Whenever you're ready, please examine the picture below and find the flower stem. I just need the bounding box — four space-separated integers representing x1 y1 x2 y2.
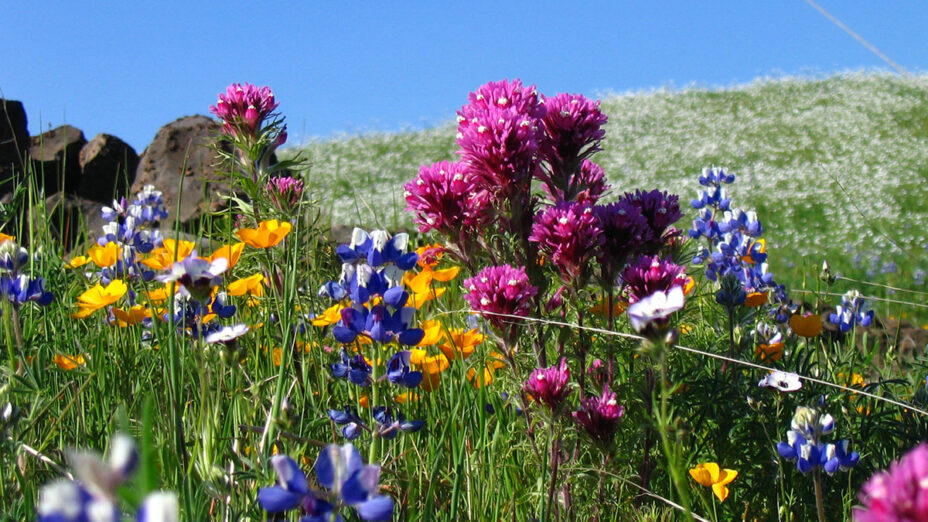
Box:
368 342 381 465
544 430 562 522
655 348 693 519
813 468 827 522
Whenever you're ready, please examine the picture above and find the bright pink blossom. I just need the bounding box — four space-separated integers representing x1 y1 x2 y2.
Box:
266 176 304 211
855 443 928 521
210 83 279 138
594 200 649 280
404 161 490 234
523 358 572 411
624 190 683 255
462 264 538 331
621 255 687 304
529 201 603 282
456 80 546 199
541 159 610 205
573 385 624 444
541 93 608 169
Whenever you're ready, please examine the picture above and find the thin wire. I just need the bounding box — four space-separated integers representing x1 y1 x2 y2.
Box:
835 275 928 298
804 0 911 77
791 288 928 310
445 309 928 417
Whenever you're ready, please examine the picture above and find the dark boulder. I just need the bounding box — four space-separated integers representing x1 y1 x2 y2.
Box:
0 100 29 196
41 193 107 253
29 125 86 195
131 115 235 225
78 133 138 204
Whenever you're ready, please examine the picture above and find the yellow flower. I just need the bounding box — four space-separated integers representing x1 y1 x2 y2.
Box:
744 291 768 307
65 255 92 269
54 353 85 370
417 319 444 346
0 232 15 244
688 462 737 502
89 241 120 268
312 303 346 327
227 273 266 297
235 220 292 248
590 298 627 318
789 313 823 338
742 239 766 265
111 305 151 327
439 328 485 361
466 352 506 388
415 243 444 268
209 242 245 270
73 280 128 318
141 239 196 270
395 392 420 404
755 342 784 362
141 284 176 303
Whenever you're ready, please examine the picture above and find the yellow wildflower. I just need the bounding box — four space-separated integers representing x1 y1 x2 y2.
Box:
689 462 737 502
235 220 292 248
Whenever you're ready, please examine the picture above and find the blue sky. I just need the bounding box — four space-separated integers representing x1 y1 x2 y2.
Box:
3 1 926 151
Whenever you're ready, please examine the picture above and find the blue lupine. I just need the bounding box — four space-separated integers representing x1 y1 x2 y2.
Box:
259 444 393 522
386 351 423 388
329 406 366 440
776 405 858 475
1 274 53 307
828 289 874 332
330 349 373 386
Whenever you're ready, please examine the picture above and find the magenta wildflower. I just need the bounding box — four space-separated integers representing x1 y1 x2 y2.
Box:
209 82 279 138
456 79 546 198
621 255 687 304
624 190 683 255
267 176 304 212
573 384 624 444
462 264 538 331
523 358 572 411
541 93 608 170
855 443 928 521
541 159 610 205
404 161 490 235
529 201 603 283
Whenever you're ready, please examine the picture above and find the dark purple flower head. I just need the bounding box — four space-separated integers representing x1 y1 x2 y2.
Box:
621 255 687 304
456 79 546 198
462 264 539 331
210 82 279 138
523 358 572 412
624 190 682 255
541 159 610 205
573 385 624 444
855 443 928 521
529 201 603 282
404 161 491 234
594 200 649 280
541 93 608 168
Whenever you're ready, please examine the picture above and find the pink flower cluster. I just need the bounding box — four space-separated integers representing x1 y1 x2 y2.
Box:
594 200 649 279
523 358 572 411
542 92 608 168
266 176 304 211
542 159 610 205
573 385 624 444
625 190 682 255
529 201 603 281
404 161 490 235
621 255 687 304
462 264 538 331
210 83 279 138
456 79 546 197
855 443 928 521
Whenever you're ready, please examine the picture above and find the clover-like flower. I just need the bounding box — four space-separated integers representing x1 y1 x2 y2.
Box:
572 384 624 444
541 93 608 171
462 264 539 332
523 357 572 412
404 160 490 235
210 82 279 138
529 201 603 282
855 443 928 521
621 255 687 304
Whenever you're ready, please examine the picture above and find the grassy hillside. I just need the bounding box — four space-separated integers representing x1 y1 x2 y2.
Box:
295 72 928 293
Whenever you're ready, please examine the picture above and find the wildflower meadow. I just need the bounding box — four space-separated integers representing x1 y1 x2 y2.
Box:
2 77 928 521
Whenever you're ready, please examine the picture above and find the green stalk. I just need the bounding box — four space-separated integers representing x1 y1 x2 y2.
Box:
655 347 693 519
813 468 826 522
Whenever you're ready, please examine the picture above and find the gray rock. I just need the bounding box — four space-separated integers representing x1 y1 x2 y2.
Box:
0 100 28 196
30 125 86 195
78 133 138 204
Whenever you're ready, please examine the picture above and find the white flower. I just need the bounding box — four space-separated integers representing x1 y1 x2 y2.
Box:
627 286 685 333
758 370 802 392
205 324 249 344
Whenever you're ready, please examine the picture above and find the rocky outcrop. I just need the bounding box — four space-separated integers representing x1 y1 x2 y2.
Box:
41 193 107 252
78 133 138 204
0 100 29 196
29 125 86 195
131 115 234 225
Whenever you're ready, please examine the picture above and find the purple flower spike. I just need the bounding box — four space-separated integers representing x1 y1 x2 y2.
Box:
573 385 624 444
623 189 682 255
210 82 278 138
541 93 608 168
463 265 539 331
404 160 491 235
523 358 572 411
621 255 687 305
594 200 649 280
529 201 603 282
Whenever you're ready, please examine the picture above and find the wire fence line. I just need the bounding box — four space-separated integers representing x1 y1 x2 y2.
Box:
834 275 928 298
437 309 928 417
791 288 928 310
